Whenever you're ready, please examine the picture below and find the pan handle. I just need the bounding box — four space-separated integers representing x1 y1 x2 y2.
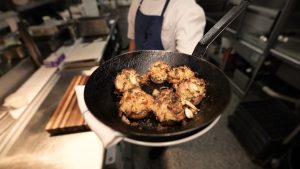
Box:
192 0 249 58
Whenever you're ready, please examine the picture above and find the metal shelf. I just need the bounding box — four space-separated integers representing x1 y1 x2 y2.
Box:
234 40 264 68
248 4 279 19
206 0 299 99
240 40 264 55
270 47 300 68
229 77 245 97
240 31 268 48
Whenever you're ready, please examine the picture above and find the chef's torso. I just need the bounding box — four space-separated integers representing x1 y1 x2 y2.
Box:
128 0 206 55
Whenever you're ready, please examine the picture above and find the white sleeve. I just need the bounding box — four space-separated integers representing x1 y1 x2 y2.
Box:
127 0 140 40
175 4 206 55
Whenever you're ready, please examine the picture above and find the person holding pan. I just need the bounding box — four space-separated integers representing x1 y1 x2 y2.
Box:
126 0 205 158
127 0 206 54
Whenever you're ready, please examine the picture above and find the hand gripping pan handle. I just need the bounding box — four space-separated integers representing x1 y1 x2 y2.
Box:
192 0 249 58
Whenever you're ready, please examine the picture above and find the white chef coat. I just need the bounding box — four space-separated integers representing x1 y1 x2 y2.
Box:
127 0 206 55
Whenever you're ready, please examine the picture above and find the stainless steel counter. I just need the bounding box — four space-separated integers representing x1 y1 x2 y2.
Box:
0 70 104 169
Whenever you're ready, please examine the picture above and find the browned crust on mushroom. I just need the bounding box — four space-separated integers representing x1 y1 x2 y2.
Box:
119 88 154 119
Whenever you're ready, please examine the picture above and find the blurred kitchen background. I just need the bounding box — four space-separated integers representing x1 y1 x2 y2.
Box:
0 0 299 169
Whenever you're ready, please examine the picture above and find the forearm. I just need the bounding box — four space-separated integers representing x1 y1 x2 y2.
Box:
128 39 136 52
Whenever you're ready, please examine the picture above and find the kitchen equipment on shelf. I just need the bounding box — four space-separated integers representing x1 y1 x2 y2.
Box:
77 17 110 38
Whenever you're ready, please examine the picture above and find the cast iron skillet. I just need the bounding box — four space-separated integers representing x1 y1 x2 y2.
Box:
84 1 248 142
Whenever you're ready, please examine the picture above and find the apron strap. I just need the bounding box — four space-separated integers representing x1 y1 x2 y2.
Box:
138 0 144 7
161 0 170 16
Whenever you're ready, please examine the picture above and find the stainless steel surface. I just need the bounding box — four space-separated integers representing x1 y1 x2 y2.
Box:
0 132 103 169
0 70 104 169
0 72 59 156
0 58 36 104
0 113 14 135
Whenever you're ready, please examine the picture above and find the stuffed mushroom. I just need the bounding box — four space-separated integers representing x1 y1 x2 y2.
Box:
114 68 141 93
175 77 206 105
148 61 171 84
152 88 186 123
167 66 195 84
119 87 154 120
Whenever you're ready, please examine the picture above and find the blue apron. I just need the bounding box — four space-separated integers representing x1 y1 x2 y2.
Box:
134 0 170 50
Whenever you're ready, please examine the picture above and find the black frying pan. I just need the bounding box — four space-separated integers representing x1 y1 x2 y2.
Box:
84 1 249 142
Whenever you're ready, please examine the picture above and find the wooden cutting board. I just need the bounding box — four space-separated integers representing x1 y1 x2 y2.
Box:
45 75 90 135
